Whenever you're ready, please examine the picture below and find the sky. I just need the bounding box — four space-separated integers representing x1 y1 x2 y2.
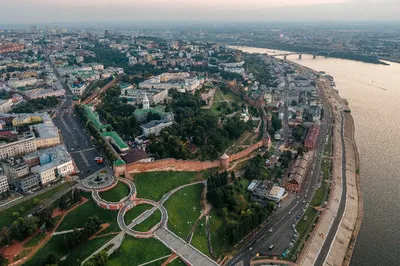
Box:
0 0 399 25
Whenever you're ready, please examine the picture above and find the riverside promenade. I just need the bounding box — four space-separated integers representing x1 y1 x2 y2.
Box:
299 78 362 266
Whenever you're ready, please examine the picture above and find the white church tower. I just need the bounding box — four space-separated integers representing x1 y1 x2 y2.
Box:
143 92 150 109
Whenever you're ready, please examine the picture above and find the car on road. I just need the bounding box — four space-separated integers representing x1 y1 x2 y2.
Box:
269 245 274 250
249 247 253 251
269 228 273 233
288 211 292 215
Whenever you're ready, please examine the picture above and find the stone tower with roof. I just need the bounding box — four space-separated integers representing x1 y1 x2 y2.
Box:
143 92 150 110
220 153 230 170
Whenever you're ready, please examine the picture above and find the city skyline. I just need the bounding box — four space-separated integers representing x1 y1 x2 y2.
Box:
0 0 399 25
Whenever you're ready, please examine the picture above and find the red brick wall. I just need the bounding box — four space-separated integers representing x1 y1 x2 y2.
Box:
229 140 264 162
125 140 268 174
126 158 220 173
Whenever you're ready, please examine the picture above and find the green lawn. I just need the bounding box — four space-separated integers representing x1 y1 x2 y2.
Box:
24 234 114 266
209 209 231 258
133 171 199 201
15 249 30 261
164 184 203 239
107 236 171 266
23 232 46 248
213 88 224 101
56 193 120 232
133 209 161 232
191 216 210 256
312 183 327 207
0 183 68 230
296 207 318 237
99 181 130 202
168 258 186 266
124 204 152 225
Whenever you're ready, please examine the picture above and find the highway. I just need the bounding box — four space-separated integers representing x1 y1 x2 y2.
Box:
228 77 333 266
314 111 347 265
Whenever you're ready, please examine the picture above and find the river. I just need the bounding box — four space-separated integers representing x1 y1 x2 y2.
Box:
233 46 400 266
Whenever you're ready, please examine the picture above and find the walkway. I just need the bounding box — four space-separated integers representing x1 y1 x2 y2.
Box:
82 231 126 265
52 228 84 236
79 174 218 266
154 227 218 266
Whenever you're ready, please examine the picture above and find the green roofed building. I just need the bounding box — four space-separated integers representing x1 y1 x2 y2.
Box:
101 131 129 152
82 104 109 132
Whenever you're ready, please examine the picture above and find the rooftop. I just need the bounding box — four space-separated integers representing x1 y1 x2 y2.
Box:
101 131 128 150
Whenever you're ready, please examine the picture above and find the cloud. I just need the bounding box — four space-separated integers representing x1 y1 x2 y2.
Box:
0 0 398 24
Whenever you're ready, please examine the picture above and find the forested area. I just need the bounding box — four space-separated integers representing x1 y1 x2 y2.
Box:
206 171 272 245
96 86 141 139
149 90 252 160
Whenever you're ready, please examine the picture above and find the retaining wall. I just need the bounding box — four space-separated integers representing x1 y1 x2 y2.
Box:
125 139 268 174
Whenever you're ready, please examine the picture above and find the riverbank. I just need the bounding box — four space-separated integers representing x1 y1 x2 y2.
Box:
231 43 388 65
342 114 363 266
312 79 363 266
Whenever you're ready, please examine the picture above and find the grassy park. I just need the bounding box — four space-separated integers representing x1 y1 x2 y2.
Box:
99 181 130 202
25 234 114 266
56 193 120 232
107 236 171 266
124 204 153 225
168 258 186 266
208 209 231 258
0 183 69 229
133 171 199 201
164 183 203 239
191 216 210 256
22 232 46 248
132 209 161 232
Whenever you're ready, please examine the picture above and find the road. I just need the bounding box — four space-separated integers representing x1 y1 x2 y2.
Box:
282 77 290 142
314 111 347 265
228 77 333 266
43 44 106 179
53 97 105 178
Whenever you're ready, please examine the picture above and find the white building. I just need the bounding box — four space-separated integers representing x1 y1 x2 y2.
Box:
139 72 205 93
32 164 56 185
70 83 87 96
265 186 286 202
0 99 13 113
0 175 9 193
140 120 173 137
8 77 38 88
0 137 37 160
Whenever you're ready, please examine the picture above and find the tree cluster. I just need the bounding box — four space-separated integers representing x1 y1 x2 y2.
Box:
279 150 293 169
149 92 249 160
244 155 265 180
82 250 108 266
96 86 141 139
12 96 60 114
58 189 82 210
74 105 118 162
63 216 101 252
206 171 270 245
10 216 39 241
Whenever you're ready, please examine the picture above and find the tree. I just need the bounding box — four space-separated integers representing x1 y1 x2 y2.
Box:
45 253 57 265
83 250 108 266
0 254 8 266
84 216 101 237
32 198 40 207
